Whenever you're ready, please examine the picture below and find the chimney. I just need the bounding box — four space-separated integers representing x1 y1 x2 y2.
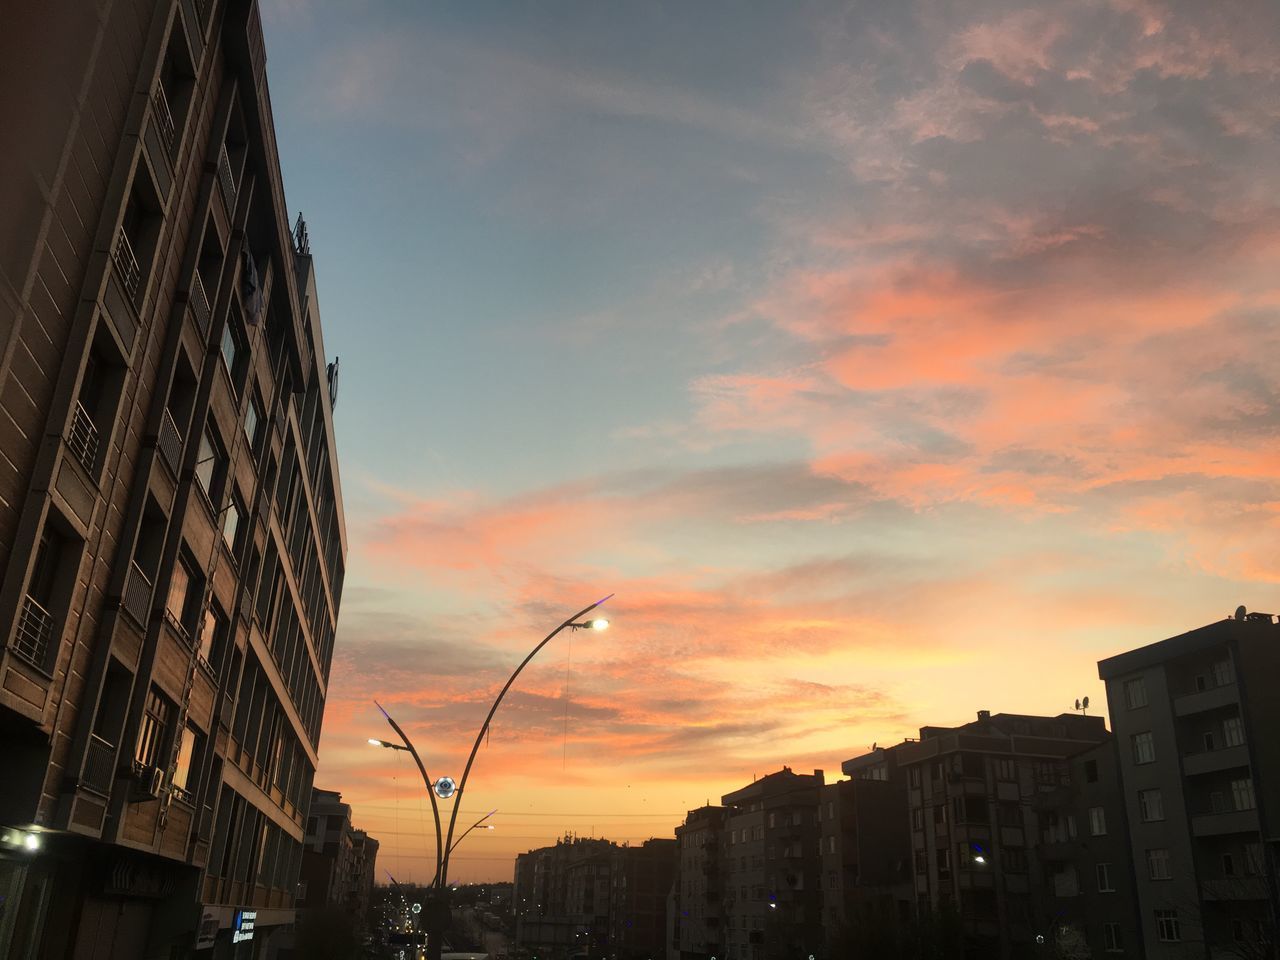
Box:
977 710 991 721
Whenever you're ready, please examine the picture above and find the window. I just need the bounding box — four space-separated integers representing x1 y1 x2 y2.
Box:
1001 849 1027 873
1103 923 1122 952
1212 659 1234 686
911 808 923 830
1088 806 1106 836
1124 677 1148 709
220 312 246 389
1138 788 1164 822
827 801 834 820
1147 848 1171 880
1203 731 1215 751
914 851 927 875
933 804 947 825
1084 759 1098 783
1222 853 1236 876
1155 909 1180 942
165 554 201 640
935 848 950 872
1096 862 1114 892
1132 732 1155 764
908 767 921 788
198 601 226 666
1211 791 1227 813
995 758 1016 781
218 496 239 547
244 393 262 449
172 725 200 800
826 836 835 855
194 423 227 502
135 688 171 769
1231 778 1256 811
1223 716 1245 747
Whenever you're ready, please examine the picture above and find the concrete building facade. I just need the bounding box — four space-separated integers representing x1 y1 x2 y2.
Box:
671 805 728 960
299 789 378 933
607 838 677 960
0 1 345 957
894 711 1111 958
1099 613 1280 959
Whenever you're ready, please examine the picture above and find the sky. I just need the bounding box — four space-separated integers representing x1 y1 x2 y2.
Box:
260 0 1280 882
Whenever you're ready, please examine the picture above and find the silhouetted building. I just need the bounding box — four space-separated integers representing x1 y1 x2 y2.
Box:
672 805 728 960
894 711 1110 959
1099 612 1280 957
0 1 345 956
514 836 618 956
824 746 914 954
300 790 378 930
608 839 677 960
721 768 825 960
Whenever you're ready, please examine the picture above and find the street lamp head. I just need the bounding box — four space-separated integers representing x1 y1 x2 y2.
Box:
589 617 609 630
433 777 457 799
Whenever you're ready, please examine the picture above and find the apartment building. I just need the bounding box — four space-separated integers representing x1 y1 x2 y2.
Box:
0 1 345 957
1099 611 1280 958
721 769 825 960
513 836 618 956
821 746 913 954
607 839 676 960
672 805 728 960
299 790 378 931
893 711 1110 959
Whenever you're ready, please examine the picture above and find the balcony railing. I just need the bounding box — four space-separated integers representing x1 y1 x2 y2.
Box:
113 228 141 302
67 400 99 473
217 144 236 211
190 271 211 336
152 83 176 154
13 594 55 668
83 734 117 796
158 408 184 475
123 562 153 627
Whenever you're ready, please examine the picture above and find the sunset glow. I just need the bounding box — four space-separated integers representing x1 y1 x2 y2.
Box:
261 0 1280 882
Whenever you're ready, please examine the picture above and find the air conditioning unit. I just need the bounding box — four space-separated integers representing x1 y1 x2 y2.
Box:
130 765 166 802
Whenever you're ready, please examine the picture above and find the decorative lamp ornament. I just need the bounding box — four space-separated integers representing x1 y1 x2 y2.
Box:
433 776 457 800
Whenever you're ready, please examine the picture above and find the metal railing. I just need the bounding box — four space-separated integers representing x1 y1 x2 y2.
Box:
190 271 211 335
152 83 176 153
67 400 99 472
217 144 236 210
83 735 117 795
113 228 141 302
123 562 153 627
13 594 55 668
158 408 184 475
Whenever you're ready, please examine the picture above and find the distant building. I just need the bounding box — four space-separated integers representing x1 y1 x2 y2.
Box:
721 768 826 960
608 839 677 960
893 711 1111 959
1099 612 1280 957
671 805 728 960
0 1 345 957
300 789 379 930
514 836 618 956
823 746 914 954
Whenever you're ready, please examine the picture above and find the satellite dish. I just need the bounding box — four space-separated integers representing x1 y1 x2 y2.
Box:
1082 696 1089 709
1074 699 1081 711
1235 605 1247 621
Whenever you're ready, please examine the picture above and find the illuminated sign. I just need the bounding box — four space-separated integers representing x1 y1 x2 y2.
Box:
232 909 257 943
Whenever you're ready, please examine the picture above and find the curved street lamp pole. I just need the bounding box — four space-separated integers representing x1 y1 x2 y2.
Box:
372 595 613 960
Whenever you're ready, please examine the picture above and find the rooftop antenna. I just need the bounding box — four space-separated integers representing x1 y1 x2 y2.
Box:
1074 696 1090 716
1235 605 1248 621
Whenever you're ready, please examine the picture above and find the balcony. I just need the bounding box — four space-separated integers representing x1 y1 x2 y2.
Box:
1174 682 1238 717
66 400 99 473
189 271 211 336
83 734 117 796
152 83 176 154
1200 877 1268 901
217 144 236 212
13 595 55 669
113 228 141 303
1191 809 1259 837
157 408 184 475
123 562 153 627
1182 744 1250 777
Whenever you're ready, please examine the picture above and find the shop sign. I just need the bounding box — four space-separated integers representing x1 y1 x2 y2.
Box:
232 909 257 943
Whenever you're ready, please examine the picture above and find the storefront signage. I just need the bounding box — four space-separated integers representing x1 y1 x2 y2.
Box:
196 910 220 949
232 909 257 943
